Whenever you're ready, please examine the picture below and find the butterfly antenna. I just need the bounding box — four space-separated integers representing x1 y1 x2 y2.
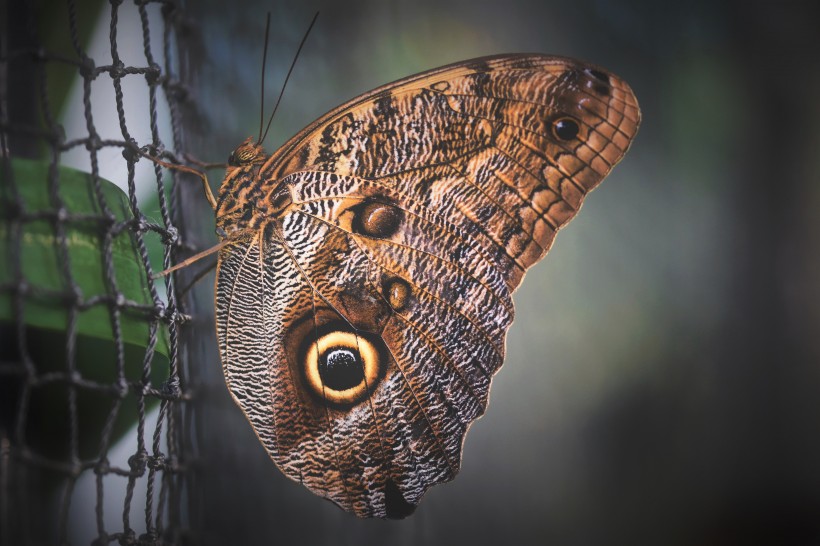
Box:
258 11 319 145
257 13 272 144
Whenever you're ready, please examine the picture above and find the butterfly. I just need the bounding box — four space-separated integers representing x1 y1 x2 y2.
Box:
190 53 640 518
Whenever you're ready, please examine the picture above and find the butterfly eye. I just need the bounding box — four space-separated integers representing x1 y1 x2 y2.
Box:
552 117 580 141
228 140 261 166
303 330 382 407
237 148 256 162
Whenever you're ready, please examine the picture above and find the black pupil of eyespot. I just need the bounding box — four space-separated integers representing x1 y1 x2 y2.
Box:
554 118 579 140
319 348 364 391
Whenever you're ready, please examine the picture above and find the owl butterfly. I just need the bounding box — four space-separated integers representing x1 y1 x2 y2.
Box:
203 54 639 518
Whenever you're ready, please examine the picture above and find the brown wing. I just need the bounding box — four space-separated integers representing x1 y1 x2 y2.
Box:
215 54 640 518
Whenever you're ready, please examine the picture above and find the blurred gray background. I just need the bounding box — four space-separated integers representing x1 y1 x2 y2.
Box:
177 0 820 544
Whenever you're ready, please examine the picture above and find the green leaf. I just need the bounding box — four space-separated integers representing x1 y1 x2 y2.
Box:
1 158 171 459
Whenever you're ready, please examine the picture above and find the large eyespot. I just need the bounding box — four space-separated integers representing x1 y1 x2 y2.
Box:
551 117 580 141
302 328 384 407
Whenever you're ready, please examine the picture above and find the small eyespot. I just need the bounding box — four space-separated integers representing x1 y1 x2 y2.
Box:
552 117 580 141
588 68 609 83
353 201 403 238
303 329 382 406
383 277 411 311
584 68 610 96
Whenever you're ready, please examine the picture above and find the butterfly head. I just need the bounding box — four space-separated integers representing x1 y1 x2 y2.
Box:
228 137 266 168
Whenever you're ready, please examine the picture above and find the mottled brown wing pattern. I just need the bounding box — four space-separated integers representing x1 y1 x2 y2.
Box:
214 54 640 518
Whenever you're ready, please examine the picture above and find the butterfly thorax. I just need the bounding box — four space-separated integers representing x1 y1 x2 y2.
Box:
215 137 291 238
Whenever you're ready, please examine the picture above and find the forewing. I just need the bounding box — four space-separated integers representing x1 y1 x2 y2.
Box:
266 54 640 288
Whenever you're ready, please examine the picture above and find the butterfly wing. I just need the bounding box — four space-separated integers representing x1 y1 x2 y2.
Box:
215 54 640 517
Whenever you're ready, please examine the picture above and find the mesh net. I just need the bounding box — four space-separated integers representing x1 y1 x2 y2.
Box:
0 1 205 543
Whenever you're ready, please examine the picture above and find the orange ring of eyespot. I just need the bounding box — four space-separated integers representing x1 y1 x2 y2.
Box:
303 331 381 405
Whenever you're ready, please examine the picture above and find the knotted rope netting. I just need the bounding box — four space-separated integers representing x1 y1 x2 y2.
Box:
0 1 209 543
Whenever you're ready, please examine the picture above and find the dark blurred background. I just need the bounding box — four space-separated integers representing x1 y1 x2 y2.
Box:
31 0 820 544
